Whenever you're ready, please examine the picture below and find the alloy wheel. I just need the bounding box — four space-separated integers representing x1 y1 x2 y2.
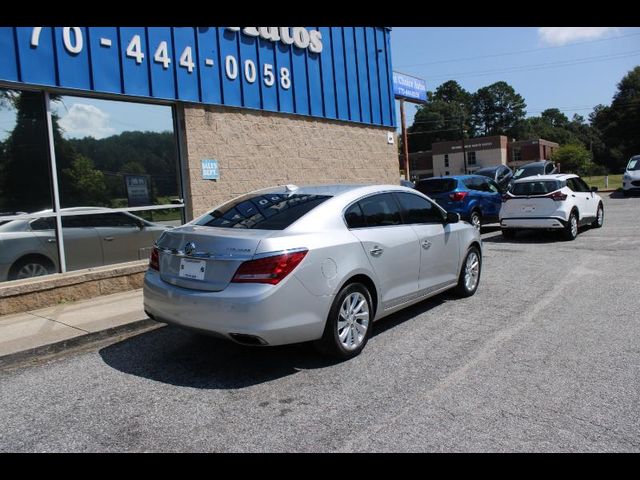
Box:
337 292 370 351
464 251 480 292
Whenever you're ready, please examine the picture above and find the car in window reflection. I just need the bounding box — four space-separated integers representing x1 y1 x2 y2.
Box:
0 207 172 281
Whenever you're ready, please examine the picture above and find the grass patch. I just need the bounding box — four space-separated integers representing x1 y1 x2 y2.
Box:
582 174 622 191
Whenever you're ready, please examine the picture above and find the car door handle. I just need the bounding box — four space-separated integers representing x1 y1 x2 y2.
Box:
103 237 115 241
421 240 432 250
369 246 384 257
47 238 56 243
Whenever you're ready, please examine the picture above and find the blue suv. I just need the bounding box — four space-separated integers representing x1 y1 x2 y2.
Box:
415 175 502 230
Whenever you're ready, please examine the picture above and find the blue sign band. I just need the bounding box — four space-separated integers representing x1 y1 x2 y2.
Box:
0 27 396 128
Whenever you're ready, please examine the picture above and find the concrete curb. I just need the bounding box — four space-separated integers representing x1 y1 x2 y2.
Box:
0 317 163 370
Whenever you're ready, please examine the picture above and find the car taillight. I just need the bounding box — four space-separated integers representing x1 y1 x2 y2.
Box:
548 191 567 201
149 247 159 271
232 250 308 285
449 191 468 201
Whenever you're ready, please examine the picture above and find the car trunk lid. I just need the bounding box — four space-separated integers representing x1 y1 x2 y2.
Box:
156 226 273 291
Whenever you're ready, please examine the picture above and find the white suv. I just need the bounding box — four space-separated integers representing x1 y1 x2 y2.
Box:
500 174 604 241
622 155 640 196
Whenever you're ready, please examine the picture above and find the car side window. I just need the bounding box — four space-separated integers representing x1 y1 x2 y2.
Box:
93 213 140 228
575 178 591 192
358 193 402 227
566 178 577 192
545 163 555 174
344 203 367 229
394 192 443 224
463 177 479 191
30 217 55 231
486 180 500 193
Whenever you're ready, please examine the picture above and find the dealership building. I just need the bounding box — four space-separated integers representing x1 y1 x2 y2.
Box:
0 27 399 313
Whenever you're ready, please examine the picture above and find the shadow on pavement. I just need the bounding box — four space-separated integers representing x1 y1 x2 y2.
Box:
99 293 448 390
608 190 635 199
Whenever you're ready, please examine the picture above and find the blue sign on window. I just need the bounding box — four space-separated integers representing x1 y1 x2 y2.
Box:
202 159 219 180
393 71 427 103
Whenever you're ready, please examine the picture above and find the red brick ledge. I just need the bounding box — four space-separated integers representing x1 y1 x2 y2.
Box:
0 261 149 316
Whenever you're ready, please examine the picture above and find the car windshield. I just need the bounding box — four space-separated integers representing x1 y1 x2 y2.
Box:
627 157 640 171
195 193 332 230
510 180 563 196
416 178 457 194
513 165 544 179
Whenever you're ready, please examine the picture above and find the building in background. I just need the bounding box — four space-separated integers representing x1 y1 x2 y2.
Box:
429 135 559 176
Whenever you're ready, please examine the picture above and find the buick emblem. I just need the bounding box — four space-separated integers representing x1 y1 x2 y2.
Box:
184 242 196 256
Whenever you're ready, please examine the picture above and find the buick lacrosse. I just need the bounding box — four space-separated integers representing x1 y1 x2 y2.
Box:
143 184 482 358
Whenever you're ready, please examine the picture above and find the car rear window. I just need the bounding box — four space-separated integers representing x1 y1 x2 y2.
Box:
513 166 544 179
510 180 563 196
196 193 331 230
416 178 457 194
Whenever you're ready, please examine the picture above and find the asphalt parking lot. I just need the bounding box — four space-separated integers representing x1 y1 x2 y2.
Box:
0 193 638 452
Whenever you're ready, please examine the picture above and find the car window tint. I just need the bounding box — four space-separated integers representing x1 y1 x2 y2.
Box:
94 213 139 228
486 180 499 193
394 192 443 224
575 178 590 192
511 180 562 196
462 177 479 190
344 202 367 229
566 178 579 192
359 193 402 227
62 215 96 228
416 179 457 194
30 217 56 231
196 193 332 230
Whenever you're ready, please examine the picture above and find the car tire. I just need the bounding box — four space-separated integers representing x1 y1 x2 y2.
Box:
314 282 373 360
470 210 482 231
454 246 482 298
562 210 579 241
592 203 604 228
502 228 516 240
9 256 53 280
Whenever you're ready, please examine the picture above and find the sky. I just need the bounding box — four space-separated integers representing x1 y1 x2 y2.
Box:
391 26 640 131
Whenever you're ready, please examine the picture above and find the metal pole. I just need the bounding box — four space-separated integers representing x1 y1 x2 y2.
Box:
400 99 410 181
44 92 67 273
460 116 467 174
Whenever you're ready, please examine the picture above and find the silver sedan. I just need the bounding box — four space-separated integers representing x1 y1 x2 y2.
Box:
143 184 482 359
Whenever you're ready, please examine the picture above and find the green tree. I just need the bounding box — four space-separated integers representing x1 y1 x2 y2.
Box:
471 81 526 138
590 66 640 172
404 80 472 153
551 144 593 176
61 155 108 207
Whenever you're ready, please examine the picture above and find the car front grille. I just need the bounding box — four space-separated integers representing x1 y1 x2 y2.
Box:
632 180 640 187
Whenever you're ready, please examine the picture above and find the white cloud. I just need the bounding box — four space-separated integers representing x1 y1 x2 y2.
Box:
58 103 116 139
537 27 620 46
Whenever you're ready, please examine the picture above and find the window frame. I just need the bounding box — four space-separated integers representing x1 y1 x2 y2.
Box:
0 82 186 279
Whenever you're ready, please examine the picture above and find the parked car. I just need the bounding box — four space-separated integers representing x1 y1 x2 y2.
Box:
622 155 640 196
143 184 482 359
500 174 603 241
0 207 171 281
509 161 558 188
414 175 502 230
475 165 513 192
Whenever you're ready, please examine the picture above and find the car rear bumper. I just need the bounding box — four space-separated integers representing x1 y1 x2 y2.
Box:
143 269 333 346
500 216 567 229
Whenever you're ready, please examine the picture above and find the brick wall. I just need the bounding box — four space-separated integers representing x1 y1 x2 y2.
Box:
180 104 399 219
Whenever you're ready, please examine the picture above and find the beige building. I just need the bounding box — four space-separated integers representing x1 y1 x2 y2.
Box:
429 135 559 177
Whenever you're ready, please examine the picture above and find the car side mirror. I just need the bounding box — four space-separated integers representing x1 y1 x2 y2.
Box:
137 220 145 230
591 186 598 192
445 212 460 224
